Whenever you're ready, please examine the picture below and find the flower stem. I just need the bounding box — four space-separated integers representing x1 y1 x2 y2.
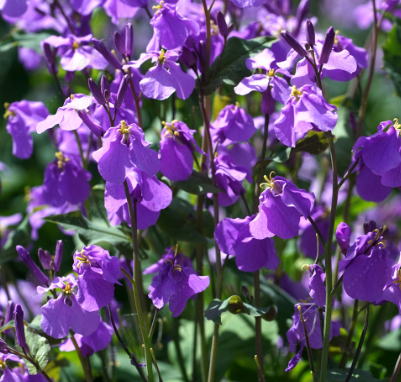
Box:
70 332 93 382
123 180 154 382
320 131 338 382
339 299 359 368
127 68 143 129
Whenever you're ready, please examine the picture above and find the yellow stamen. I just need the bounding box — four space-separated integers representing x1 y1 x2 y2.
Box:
334 30 340 45
158 49 166 64
152 1 164 13
76 249 90 268
72 41 79 50
163 120 180 138
394 118 401 130
267 68 275 77
291 85 303 100
301 264 311 271
260 171 276 189
235 102 240 108
55 151 70 169
63 281 73 295
3 102 16 119
164 258 173 266
172 264 182 274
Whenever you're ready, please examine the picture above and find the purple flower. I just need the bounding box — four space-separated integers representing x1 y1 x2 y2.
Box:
103 0 141 25
92 121 160 184
105 168 172 229
211 103 257 143
4 101 48 159
214 216 279 272
38 274 100 339
250 174 315 240
273 85 338 148
0 0 28 17
14 304 29 352
144 247 193 275
336 222 351 254
73 245 121 312
36 94 94 134
382 258 401 314
59 320 113 356
298 206 329 258
286 303 340 371
307 264 326 307
71 0 105 15
234 49 291 106
148 252 209 316
18 47 42 71
212 154 248 207
42 34 108 72
150 2 199 50
159 120 204 181
339 225 393 302
0 213 22 249
16 245 49 287
124 49 195 100
42 152 91 206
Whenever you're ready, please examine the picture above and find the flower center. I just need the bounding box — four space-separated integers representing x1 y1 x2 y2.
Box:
260 171 282 194
158 49 166 64
366 227 387 249
152 1 164 15
334 30 340 45
118 120 132 142
63 281 73 295
172 264 182 274
394 118 401 131
55 151 70 169
267 69 275 77
0 359 6 369
291 85 302 101
72 41 80 51
75 249 91 268
3 102 16 119
162 120 180 137
210 20 219 36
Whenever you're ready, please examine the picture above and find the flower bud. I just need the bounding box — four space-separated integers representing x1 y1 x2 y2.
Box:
335 222 351 255
179 47 197 69
14 304 29 352
125 23 134 58
53 240 63 273
114 32 125 56
38 248 52 270
16 245 49 287
0 338 8 354
101 75 110 101
281 31 307 57
261 88 275 115
115 74 129 110
319 26 335 65
227 23 234 35
78 111 105 137
42 42 57 75
92 38 122 70
4 301 15 336
88 78 106 105
216 12 228 37
306 20 315 46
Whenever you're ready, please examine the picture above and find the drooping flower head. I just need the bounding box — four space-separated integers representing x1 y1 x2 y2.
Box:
38 274 100 339
93 121 160 184
250 173 315 240
274 85 338 148
214 216 279 273
159 120 204 181
4 100 48 159
124 49 195 100
148 250 210 317
73 245 121 312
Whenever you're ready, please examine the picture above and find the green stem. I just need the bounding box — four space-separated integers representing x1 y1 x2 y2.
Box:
123 180 154 382
172 317 190 382
70 333 93 382
339 299 359 368
320 132 338 382
127 68 143 129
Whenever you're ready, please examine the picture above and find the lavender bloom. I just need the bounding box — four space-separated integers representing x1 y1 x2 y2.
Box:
14 304 29 352
18 47 42 71
42 152 91 206
0 213 22 249
336 222 351 254
4 101 48 159
16 245 49 287
150 2 199 50
250 174 315 240
124 49 195 100
382 258 401 313
42 34 108 72
144 247 192 275
4 301 15 336
339 225 392 302
38 274 100 339
71 0 105 15
212 154 248 207
286 303 340 371
92 121 160 184
159 120 204 181
274 85 338 148
307 264 326 307
214 216 279 272
211 104 257 143
59 320 113 357
103 0 141 25
73 245 121 312
234 49 291 109
36 94 94 134
298 206 329 258
148 252 209 316
105 168 172 229
0 0 28 17
38 249 52 270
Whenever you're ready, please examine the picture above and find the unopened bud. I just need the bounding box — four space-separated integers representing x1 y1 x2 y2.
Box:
16 246 49 287
115 74 129 110
92 38 122 70
125 23 134 58
216 12 228 37
306 20 315 46
38 248 52 270
88 78 106 105
281 31 307 57
319 26 335 65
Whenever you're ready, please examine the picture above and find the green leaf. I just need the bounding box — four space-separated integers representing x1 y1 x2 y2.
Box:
0 320 14 332
204 295 274 325
292 130 329 155
27 316 63 346
17 326 51 375
158 198 211 243
43 212 133 257
383 18 401 96
171 171 222 195
272 146 291 163
325 369 385 381
0 32 53 53
203 36 276 95
1 215 31 264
